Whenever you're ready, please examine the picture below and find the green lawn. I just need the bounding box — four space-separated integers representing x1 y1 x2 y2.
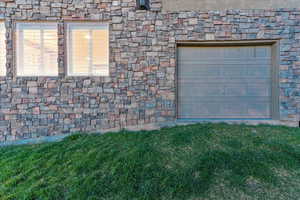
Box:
0 123 300 200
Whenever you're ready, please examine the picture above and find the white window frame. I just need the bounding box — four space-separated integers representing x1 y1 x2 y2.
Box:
0 22 6 76
66 22 109 77
16 22 59 77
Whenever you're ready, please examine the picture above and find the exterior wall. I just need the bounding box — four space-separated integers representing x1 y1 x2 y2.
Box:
0 0 299 141
162 0 300 11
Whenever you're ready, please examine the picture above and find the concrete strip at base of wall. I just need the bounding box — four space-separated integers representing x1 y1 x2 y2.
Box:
0 123 162 147
162 0 300 11
174 120 299 127
0 120 298 147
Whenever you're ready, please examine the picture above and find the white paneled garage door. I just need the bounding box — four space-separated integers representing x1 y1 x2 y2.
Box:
177 45 274 119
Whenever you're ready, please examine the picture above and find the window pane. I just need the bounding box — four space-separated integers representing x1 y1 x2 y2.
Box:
0 23 6 76
17 23 58 76
43 29 58 76
22 30 41 76
68 23 109 76
71 30 89 75
92 30 109 76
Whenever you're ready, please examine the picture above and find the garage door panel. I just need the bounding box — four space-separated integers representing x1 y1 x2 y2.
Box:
179 46 270 59
247 67 271 76
178 46 272 119
222 67 249 76
255 46 271 57
179 84 270 97
180 85 224 96
248 103 270 116
222 104 248 115
225 86 248 96
179 96 270 104
179 103 271 118
179 47 224 59
224 47 252 58
179 64 271 77
248 85 271 96
179 78 271 84
179 65 222 76
179 59 271 65
180 68 269 78
179 103 221 116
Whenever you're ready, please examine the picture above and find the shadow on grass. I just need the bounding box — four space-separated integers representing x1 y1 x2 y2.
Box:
80 140 300 200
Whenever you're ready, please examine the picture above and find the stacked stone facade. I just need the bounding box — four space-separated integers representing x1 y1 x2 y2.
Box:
0 0 299 141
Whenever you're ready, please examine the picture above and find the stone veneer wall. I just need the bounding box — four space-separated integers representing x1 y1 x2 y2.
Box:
0 0 299 141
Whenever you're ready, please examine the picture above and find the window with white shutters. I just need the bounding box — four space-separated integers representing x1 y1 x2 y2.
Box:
0 22 6 76
16 22 58 76
67 23 109 76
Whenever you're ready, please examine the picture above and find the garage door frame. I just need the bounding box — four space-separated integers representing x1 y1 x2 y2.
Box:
176 40 280 120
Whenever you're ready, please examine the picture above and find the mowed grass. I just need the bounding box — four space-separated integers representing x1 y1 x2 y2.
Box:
0 123 300 200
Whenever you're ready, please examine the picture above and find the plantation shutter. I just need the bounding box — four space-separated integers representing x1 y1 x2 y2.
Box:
0 22 6 76
16 23 58 76
67 23 109 76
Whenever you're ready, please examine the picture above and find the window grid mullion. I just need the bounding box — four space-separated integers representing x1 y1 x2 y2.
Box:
69 29 73 76
0 23 6 76
40 29 44 75
19 29 24 76
89 29 93 76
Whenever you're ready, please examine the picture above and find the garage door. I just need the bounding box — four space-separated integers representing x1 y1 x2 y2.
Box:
177 46 273 119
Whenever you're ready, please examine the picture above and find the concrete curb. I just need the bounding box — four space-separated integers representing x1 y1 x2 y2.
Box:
0 134 70 147
0 123 163 147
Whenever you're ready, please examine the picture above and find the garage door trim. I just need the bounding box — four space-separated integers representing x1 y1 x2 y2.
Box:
176 40 280 120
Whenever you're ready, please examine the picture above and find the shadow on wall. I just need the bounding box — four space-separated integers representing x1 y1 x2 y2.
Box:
162 0 300 11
